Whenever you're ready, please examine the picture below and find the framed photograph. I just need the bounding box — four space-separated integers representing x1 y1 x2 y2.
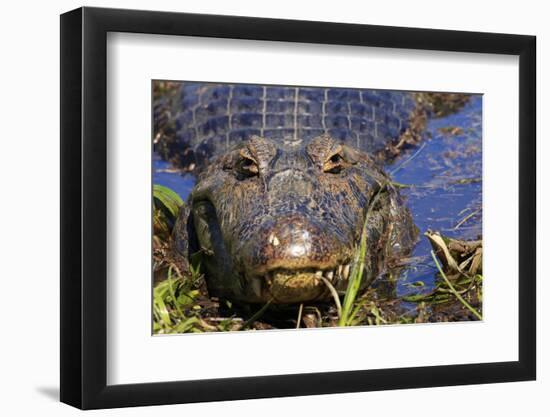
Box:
60 6 536 409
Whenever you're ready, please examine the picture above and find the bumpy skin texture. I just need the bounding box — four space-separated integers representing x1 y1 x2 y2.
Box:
159 84 418 172
167 83 419 304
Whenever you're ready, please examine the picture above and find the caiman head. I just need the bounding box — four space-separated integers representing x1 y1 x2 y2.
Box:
180 134 416 304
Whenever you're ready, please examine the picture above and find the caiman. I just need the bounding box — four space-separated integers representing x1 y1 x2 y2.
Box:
154 83 465 304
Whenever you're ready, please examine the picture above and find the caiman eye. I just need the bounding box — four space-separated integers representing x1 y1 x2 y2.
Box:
323 152 346 174
236 156 259 178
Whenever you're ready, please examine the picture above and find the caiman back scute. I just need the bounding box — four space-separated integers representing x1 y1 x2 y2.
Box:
157 83 419 171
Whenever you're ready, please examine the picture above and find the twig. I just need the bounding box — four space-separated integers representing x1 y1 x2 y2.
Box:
454 208 481 230
321 277 342 320
296 303 304 329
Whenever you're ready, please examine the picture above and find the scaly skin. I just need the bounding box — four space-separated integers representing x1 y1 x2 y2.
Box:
162 82 422 303
155 83 419 171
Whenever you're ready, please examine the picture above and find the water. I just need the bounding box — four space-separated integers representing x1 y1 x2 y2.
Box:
388 96 482 298
153 153 195 198
153 96 483 300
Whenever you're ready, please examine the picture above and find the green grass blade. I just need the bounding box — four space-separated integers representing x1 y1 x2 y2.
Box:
153 291 171 326
153 184 183 219
339 184 387 327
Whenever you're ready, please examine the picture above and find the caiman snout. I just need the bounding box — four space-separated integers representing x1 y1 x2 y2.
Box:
239 213 354 303
243 214 352 275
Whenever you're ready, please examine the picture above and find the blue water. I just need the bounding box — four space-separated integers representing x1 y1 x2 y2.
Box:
153 153 195 199
153 96 483 299
388 96 482 297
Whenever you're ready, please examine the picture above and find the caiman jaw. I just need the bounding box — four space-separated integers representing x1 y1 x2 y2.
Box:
246 263 353 304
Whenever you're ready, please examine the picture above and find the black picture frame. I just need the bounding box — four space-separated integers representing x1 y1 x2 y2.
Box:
60 6 536 410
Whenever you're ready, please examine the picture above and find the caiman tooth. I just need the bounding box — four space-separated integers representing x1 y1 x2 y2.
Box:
268 233 280 246
337 265 343 278
343 264 350 280
325 270 334 280
251 278 262 299
315 270 323 278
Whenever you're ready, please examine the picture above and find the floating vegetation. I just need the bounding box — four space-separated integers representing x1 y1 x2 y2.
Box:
401 231 483 321
437 126 465 136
